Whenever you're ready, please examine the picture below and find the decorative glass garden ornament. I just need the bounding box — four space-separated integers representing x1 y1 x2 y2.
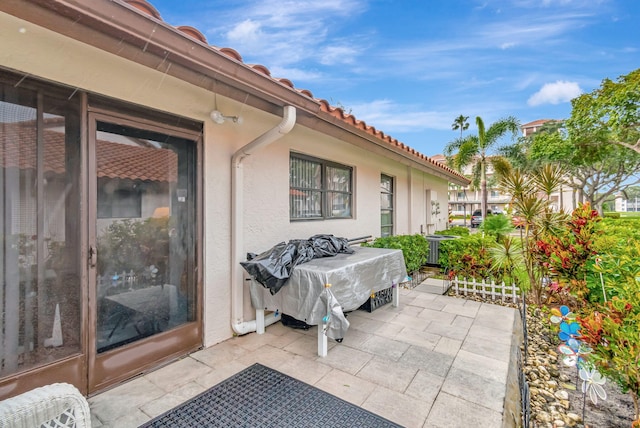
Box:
580 367 607 405
558 321 581 342
550 305 576 324
558 341 592 367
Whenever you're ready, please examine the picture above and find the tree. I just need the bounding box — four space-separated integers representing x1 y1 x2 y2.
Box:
568 68 640 154
445 116 520 221
502 120 640 214
623 185 640 200
498 165 568 304
451 115 469 138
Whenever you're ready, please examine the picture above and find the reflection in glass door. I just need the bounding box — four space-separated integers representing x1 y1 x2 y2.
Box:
89 116 199 391
1 83 83 392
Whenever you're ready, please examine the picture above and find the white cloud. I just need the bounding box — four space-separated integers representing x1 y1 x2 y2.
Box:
215 0 367 74
268 66 323 82
319 45 359 65
348 100 455 133
527 80 582 106
227 19 264 47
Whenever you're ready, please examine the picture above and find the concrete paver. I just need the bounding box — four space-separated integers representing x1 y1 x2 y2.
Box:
88 281 523 428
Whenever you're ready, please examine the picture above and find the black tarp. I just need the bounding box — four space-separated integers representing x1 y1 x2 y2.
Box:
241 234 354 295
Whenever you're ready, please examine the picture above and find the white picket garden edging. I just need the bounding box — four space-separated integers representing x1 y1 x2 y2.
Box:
451 276 520 303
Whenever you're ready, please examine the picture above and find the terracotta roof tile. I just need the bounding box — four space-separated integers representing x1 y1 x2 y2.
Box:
176 26 207 44
125 0 161 20
121 0 467 183
521 119 552 128
96 139 177 183
1 123 177 182
250 64 271 77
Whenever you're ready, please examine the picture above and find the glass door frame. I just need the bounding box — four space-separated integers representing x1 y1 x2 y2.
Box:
86 108 203 394
0 79 87 399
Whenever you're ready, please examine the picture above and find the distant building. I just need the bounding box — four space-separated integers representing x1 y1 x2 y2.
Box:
432 154 510 217
615 194 640 212
521 119 555 137
438 118 576 217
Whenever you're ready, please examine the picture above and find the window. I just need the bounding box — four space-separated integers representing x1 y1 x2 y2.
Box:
380 174 394 237
290 154 352 220
97 184 141 218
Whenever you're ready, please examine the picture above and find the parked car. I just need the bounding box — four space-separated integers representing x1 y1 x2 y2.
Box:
470 209 492 228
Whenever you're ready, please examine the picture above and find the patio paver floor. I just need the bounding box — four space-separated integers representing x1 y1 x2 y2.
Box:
89 281 522 428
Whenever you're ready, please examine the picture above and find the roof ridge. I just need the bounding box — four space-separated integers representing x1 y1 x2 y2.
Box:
121 0 467 182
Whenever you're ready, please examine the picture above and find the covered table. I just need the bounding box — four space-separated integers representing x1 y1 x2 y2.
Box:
248 246 407 356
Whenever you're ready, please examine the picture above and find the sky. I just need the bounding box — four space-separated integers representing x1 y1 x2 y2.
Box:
149 0 640 157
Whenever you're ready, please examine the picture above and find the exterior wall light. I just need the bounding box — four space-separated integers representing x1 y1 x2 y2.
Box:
210 110 242 124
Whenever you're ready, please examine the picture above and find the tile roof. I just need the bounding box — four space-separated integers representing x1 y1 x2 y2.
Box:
0 122 177 182
118 0 467 183
521 119 554 128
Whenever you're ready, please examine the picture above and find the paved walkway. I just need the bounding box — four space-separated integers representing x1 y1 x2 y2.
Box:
89 282 523 428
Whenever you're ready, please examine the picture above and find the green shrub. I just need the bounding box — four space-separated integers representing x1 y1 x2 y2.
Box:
434 226 469 236
362 234 429 273
603 212 621 219
438 234 495 280
480 214 514 242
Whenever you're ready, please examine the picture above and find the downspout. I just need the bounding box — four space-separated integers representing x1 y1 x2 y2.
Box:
230 106 296 335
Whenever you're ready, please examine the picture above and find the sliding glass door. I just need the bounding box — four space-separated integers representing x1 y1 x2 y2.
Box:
88 112 201 392
0 71 202 397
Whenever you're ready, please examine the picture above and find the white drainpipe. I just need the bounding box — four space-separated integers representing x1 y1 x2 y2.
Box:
230 105 296 335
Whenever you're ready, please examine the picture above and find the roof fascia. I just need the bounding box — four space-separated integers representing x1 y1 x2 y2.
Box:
2 0 469 186
299 113 470 185
1 0 319 116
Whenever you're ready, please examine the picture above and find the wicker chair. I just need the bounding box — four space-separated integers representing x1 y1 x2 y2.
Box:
0 383 91 428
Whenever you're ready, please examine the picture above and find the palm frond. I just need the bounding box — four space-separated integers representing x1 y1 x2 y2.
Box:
476 116 486 148
453 136 480 171
470 162 482 188
498 169 535 201
534 164 565 198
489 156 513 182
443 136 466 156
514 195 546 226
534 209 569 236
483 116 521 150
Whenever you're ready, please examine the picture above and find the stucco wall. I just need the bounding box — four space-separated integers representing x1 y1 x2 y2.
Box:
1 11 452 349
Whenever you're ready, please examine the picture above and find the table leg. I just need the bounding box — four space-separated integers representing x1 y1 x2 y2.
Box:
318 324 328 357
256 309 265 334
392 282 399 307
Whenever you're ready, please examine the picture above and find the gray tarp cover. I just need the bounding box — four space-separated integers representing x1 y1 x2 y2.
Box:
240 234 354 295
249 246 407 339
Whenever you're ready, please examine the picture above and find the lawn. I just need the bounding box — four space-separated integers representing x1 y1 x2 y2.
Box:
604 211 640 218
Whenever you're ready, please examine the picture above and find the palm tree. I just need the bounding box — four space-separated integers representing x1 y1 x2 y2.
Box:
444 116 520 222
451 115 469 139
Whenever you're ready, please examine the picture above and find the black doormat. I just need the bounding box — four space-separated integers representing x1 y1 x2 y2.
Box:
140 363 402 428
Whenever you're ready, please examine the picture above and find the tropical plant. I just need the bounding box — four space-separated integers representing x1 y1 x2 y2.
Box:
533 203 600 303
578 290 640 425
438 234 496 281
497 165 568 304
481 213 514 242
444 116 520 221
451 114 469 138
488 235 527 289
